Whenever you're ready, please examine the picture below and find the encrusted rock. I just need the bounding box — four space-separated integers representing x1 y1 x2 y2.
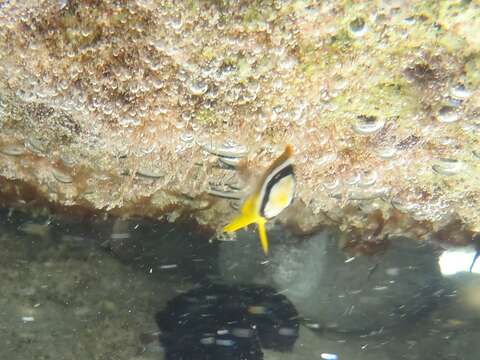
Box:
0 1 479 244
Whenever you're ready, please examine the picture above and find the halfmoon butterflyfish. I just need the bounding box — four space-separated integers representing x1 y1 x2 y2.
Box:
223 145 296 255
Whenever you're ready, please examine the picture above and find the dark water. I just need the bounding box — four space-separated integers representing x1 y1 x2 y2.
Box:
0 208 479 360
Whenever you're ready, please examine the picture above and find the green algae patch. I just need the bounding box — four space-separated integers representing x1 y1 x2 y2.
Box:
465 54 480 88
196 108 219 127
333 79 422 122
237 57 252 83
438 0 480 53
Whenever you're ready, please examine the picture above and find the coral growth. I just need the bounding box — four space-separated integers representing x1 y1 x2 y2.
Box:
0 0 479 245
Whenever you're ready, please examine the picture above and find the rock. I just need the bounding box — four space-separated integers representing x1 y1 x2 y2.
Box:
0 212 176 360
0 1 479 245
218 227 444 333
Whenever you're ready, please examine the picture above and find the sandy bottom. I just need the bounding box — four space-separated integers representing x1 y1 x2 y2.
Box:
0 211 478 360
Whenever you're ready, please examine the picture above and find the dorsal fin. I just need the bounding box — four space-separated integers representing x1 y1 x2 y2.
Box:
256 145 294 194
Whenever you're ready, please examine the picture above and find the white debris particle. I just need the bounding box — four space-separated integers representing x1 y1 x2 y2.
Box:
110 232 131 240
321 353 339 360
159 264 178 270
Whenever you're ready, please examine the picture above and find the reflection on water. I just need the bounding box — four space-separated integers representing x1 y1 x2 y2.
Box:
0 208 479 360
439 246 480 275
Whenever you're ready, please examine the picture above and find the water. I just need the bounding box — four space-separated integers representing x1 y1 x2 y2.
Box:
1 209 479 360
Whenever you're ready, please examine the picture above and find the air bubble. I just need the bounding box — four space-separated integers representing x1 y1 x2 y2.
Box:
180 132 194 143
169 16 183 30
345 171 360 185
189 81 208 96
353 115 385 134
102 103 113 115
315 153 337 167
175 144 186 153
149 62 163 71
153 106 168 116
26 138 47 154
376 146 397 159
462 120 480 133
119 116 141 127
60 154 76 167
292 101 307 126
81 27 93 38
117 68 132 82
136 167 164 179
450 84 471 99
347 187 387 201
52 168 73 183
152 78 164 89
432 158 463 176
272 78 284 92
391 197 416 213
202 140 248 158
0 144 25 156
403 16 416 25
219 156 241 168
437 136 458 147
349 17 367 37
176 116 187 129
279 56 298 71
59 0 68 9
136 0 154 9
191 122 200 132
359 170 377 187
165 45 180 58
446 97 463 108
437 106 459 123
323 177 340 190
139 143 156 155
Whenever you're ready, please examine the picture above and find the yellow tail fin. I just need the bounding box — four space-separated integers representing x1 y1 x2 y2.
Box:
257 220 269 255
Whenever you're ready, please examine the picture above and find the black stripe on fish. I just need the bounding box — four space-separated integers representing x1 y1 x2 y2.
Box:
259 164 295 220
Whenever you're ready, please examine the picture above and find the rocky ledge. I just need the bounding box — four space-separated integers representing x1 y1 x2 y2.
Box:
1 0 479 248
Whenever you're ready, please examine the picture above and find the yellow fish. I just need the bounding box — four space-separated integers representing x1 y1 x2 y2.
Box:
223 145 296 255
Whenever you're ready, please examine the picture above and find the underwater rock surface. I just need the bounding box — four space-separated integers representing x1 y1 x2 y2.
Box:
219 228 445 333
0 1 480 245
2 207 480 360
0 209 174 360
156 283 299 360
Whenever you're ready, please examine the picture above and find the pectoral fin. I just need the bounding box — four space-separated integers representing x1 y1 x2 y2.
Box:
224 213 256 233
224 195 258 232
223 194 270 256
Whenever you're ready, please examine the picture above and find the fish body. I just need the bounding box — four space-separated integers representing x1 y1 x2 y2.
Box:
224 145 295 255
